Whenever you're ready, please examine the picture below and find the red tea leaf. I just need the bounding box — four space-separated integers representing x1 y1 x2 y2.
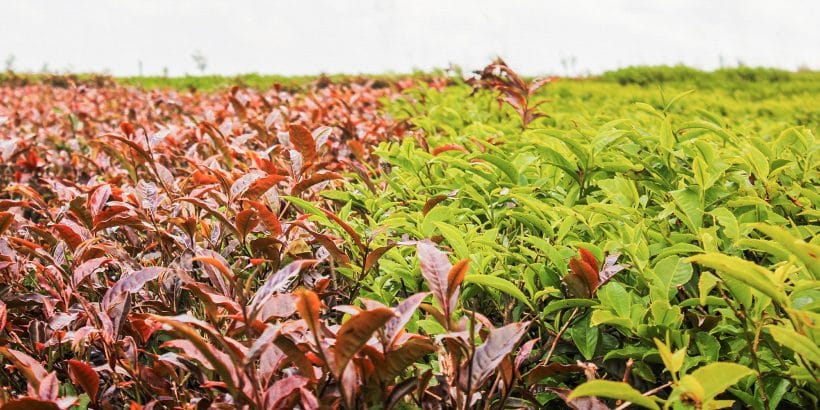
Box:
248 201 283 237
334 307 395 376
422 195 449 215
432 144 468 156
447 259 469 304
67 359 100 403
579 248 600 273
244 174 286 199
291 172 343 196
0 398 60 410
569 257 599 295
228 96 247 121
0 212 14 236
289 124 317 164
151 316 240 391
364 243 396 273
320 208 365 252
192 256 235 283
119 121 135 136
273 333 317 381
379 336 435 382
267 375 309 409
295 289 322 340
348 140 367 162
234 209 259 240
53 223 85 251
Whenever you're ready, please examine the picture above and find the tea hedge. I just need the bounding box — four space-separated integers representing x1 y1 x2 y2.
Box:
0 63 817 409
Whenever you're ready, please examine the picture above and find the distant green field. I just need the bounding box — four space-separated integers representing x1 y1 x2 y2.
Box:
2 65 819 92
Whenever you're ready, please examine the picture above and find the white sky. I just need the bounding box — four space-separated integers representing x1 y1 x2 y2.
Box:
1 0 818 76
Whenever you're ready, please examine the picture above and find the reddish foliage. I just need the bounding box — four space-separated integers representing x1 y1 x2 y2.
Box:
0 77 538 409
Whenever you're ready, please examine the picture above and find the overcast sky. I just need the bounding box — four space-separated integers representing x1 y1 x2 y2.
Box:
1 0 818 76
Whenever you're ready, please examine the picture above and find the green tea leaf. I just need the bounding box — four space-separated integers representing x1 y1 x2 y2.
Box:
687 253 785 303
752 224 820 280
568 380 660 410
766 325 820 366
682 362 753 402
463 274 533 309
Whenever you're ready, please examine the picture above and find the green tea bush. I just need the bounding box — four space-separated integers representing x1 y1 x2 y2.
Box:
320 69 820 407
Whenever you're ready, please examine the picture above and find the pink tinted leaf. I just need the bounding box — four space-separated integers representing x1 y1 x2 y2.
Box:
249 260 316 315
87 184 111 217
460 321 530 390
527 77 552 96
266 375 310 409
416 240 455 320
515 338 539 371
72 257 112 287
547 387 611 410
299 387 319 410
37 371 59 401
102 267 166 309
599 252 626 285
254 293 298 323
384 292 430 348
229 170 266 200
0 347 49 389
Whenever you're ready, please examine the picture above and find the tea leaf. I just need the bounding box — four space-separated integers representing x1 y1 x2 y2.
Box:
687 253 785 303
569 380 660 410
463 274 533 309
334 307 395 375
